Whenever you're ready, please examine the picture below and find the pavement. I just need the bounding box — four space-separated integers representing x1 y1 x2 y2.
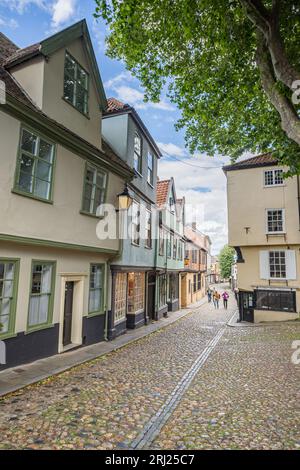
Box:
0 297 208 397
0 290 299 450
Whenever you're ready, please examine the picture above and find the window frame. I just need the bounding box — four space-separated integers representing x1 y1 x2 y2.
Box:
27 260 56 333
13 126 56 204
63 51 90 117
81 162 108 217
255 289 296 313
88 263 105 315
266 208 285 234
0 258 20 340
147 152 154 186
269 250 287 280
264 169 284 187
114 273 127 324
133 132 143 175
131 200 141 246
145 209 152 249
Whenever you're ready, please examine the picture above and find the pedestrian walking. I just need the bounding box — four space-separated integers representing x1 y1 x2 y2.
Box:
207 288 212 303
213 290 220 309
222 291 229 309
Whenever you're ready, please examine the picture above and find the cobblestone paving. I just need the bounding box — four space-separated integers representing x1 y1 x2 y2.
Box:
0 293 299 450
152 321 300 450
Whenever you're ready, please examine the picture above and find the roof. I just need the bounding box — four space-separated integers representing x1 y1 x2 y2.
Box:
1 20 107 110
0 33 18 64
0 28 133 178
106 97 131 113
104 97 162 158
223 153 278 172
156 179 170 207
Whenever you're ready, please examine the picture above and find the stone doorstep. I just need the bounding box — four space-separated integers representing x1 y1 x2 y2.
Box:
0 297 209 398
227 310 300 327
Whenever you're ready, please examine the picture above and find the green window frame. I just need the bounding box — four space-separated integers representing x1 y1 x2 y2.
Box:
0 259 19 339
82 163 107 216
64 51 89 116
89 264 105 314
27 261 56 331
14 127 55 202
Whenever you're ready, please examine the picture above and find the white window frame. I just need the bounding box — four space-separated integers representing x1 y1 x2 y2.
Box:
269 250 287 280
265 208 285 234
263 169 284 187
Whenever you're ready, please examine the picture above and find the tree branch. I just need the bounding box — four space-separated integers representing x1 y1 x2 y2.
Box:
241 0 300 89
255 30 300 146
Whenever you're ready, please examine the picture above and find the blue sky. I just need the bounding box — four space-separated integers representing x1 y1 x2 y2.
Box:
0 0 230 254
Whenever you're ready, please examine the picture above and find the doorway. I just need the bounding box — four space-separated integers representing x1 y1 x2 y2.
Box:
63 281 74 346
147 273 156 321
240 291 254 322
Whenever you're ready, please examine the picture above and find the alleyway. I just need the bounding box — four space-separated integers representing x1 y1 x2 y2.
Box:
0 291 299 450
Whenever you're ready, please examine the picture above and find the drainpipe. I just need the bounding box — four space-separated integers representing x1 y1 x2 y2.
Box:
104 208 125 341
297 175 300 231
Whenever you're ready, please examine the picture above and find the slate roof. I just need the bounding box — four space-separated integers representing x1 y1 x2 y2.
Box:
223 153 278 172
0 33 18 64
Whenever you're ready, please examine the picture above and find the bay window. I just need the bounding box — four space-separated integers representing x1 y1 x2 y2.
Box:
114 273 127 323
127 273 145 314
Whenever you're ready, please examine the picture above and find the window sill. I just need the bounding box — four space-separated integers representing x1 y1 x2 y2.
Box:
0 332 18 341
12 188 53 205
131 241 140 247
134 169 143 178
266 232 286 236
25 323 55 335
80 210 105 220
62 96 90 120
147 182 154 188
263 184 285 188
87 311 105 318
145 245 152 250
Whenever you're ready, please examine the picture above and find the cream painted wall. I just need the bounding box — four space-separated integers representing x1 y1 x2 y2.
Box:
0 242 111 334
43 38 102 148
0 110 122 251
237 246 300 321
227 166 300 247
11 56 45 109
10 38 102 148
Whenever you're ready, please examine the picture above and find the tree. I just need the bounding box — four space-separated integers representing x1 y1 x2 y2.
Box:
219 245 235 280
94 0 300 174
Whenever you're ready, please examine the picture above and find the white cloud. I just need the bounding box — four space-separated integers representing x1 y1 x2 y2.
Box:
105 72 175 112
0 0 48 14
158 142 187 158
51 0 76 28
158 154 231 254
0 15 19 28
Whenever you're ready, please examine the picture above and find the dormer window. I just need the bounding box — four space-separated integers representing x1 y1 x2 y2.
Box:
64 52 89 116
134 133 142 174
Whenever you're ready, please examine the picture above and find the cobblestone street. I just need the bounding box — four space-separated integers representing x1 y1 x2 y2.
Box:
0 293 299 450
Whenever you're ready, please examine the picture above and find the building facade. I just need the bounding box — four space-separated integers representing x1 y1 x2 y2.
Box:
102 98 162 337
224 154 300 323
181 224 208 308
155 179 185 318
0 21 134 369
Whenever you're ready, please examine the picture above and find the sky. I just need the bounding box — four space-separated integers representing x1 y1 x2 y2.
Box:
0 0 231 255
